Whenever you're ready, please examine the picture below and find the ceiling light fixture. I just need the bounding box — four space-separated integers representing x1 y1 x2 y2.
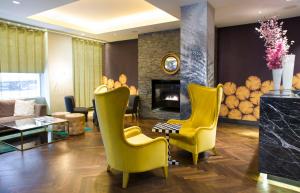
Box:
258 10 262 14
12 0 20 5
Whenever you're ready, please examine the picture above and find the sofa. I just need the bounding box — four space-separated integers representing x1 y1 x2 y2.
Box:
0 99 47 136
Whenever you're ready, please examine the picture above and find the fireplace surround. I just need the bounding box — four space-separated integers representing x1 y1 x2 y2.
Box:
152 80 180 112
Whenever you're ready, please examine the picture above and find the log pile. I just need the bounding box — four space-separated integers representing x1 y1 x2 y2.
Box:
101 74 138 95
219 72 300 122
219 75 269 121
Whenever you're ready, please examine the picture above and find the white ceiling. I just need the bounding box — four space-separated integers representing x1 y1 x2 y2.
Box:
0 0 300 42
210 0 300 27
29 0 178 34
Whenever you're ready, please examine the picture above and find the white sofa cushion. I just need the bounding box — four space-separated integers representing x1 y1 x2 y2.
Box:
14 100 35 116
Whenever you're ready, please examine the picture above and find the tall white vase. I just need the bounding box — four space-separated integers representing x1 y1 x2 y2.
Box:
272 68 283 95
282 54 295 95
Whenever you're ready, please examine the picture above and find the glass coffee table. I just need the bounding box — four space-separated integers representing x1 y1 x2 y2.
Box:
0 116 69 151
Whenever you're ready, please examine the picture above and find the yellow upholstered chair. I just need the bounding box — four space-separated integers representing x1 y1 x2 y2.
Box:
167 83 223 165
94 87 168 188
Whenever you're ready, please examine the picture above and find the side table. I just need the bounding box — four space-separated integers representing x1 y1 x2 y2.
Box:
152 122 181 165
65 113 85 135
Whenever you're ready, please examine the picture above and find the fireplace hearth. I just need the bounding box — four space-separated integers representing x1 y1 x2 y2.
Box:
152 80 180 112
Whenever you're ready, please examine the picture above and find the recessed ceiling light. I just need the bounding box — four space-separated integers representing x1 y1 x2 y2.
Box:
258 10 262 14
286 0 292 2
12 0 21 4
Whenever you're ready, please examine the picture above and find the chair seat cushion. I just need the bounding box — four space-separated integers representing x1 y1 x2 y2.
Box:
126 133 153 145
170 127 197 145
73 107 88 114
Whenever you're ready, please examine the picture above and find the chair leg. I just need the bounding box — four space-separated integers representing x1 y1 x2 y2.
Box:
122 172 129 188
107 165 111 172
162 166 168 178
211 147 218 156
192 153 198 165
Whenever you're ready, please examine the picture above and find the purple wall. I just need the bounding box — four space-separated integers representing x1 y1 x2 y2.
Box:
104 39 138 87
217 16 300 85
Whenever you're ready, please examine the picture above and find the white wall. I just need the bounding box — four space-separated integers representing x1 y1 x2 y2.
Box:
44 32 73 113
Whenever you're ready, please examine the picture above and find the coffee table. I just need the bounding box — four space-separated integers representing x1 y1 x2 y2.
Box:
0 116 69 151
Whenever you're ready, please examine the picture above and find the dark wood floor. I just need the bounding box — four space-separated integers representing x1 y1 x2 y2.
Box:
0 118 297 193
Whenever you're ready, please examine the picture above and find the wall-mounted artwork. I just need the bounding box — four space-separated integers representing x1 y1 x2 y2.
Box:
102 73 138 95
161 53 180 75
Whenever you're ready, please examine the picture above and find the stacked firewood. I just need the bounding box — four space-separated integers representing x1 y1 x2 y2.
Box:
101 73 138 95
220 73 300 121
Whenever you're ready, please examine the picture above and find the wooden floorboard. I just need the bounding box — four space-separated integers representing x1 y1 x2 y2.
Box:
0 118 297 193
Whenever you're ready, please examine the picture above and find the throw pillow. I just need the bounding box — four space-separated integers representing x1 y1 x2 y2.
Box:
14 100 35 116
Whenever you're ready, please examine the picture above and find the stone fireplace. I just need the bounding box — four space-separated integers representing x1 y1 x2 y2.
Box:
138 29 180 120
152 80 180 112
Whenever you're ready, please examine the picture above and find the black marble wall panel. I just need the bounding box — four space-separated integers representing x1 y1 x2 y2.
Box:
180 2 215 119
259 95 300 181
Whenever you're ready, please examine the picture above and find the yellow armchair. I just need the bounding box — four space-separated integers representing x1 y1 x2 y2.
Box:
167 83 223 165
95 87 168 188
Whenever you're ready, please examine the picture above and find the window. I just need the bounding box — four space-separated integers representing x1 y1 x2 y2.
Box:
0 73 41 99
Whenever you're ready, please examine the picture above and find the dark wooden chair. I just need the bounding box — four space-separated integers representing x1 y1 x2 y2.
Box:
126 95 139 119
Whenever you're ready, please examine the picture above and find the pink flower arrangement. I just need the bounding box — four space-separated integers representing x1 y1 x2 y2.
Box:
255 17 294 69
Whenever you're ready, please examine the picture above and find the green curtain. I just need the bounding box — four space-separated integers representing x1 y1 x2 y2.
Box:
0 22 45 73
73 38 102 107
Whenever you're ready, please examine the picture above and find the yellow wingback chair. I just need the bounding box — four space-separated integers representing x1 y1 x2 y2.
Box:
94 87 168 188
167 83 223 165
94 84 108 94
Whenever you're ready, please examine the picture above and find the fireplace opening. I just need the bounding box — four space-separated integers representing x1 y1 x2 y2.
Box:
152 80 180 112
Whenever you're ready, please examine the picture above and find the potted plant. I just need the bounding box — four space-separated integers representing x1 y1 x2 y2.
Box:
256 17 295 94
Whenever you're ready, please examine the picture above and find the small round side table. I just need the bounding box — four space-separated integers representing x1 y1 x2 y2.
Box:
52 112 70 131
65 113 85 135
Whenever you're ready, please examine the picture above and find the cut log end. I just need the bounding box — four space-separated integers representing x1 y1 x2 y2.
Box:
223 82 237 96
225 95 239 109
238 100 254 114
246 76 261 91
236 86 250 101
228 109 242 120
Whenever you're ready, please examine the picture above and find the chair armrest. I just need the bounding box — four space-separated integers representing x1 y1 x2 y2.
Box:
167 119 188 125
34 104 47 116
125 136 169 171
127 136 168 148
124 126 142 138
